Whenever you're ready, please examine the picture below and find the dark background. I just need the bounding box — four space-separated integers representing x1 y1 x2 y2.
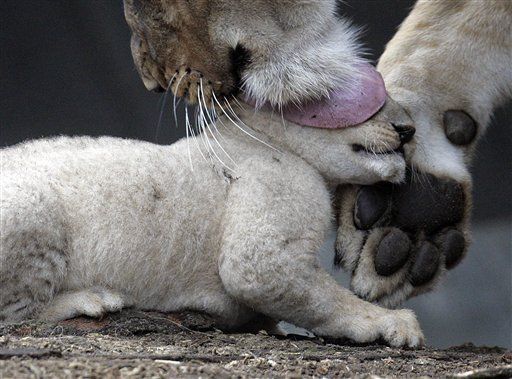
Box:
1 1 510 347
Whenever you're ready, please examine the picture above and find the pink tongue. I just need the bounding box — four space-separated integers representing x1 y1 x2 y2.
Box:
247 63 387 129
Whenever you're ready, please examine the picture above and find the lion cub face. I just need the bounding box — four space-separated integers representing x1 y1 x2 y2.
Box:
124 0 363 109
237 96 416 185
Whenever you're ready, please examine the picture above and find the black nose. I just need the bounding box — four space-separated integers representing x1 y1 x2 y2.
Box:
392 124 415 144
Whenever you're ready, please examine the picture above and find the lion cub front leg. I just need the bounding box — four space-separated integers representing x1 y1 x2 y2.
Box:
218 158 423 347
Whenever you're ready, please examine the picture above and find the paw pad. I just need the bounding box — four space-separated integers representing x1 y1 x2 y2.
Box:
336 169 470 307
409 242 441 286
438 229 466 269
393 172 465 234
443 110 477 146
374 229 411 276
354 185 392 230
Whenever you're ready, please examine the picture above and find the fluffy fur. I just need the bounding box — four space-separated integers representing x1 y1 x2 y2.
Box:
0 99 423 347
3 0 509 347
123 0 365 107
336 0 512 307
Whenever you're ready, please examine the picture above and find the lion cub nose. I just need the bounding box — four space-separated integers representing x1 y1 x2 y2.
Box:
392 124 416 144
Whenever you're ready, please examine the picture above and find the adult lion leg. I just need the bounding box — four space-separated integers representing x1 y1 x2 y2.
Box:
218 157 423 347
336 0 512 307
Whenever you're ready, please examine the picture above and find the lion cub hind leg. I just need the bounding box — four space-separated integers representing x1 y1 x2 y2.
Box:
0 177 68 322
218 157 424 347
39 288 127 322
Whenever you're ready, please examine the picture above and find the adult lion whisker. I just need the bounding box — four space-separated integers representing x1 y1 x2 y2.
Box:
155 72 177 142
216 95 279 152
184 106 194 170
213 92 259 142
187 108 206 165
195 101 213 164
197 82 236 172
173 97 182 129
279 108 286 130
209 98 229 144
230 95 245 111
199 80 237 169
169 73 187 134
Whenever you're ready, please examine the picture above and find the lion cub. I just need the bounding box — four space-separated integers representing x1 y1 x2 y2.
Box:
0 94 423 347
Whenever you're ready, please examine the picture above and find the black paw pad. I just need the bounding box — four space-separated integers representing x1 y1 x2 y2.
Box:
374 229 412 276
439 229 466 269
393 173 465 234
410 242 441 286
354 185 392 230
443 110 477 146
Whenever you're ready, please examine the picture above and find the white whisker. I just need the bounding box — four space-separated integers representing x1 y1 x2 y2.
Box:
200 104 216 166
155 72 177 142
186 106 209 167
173 74 186 128
210 98 227 132
184 107 194 170
187 111 207 164
197 81 236 171
223 98 257 130
231 94 246 111
199 80 238 168
209 109 229 145
279 107 286 130
173 98 182 129
216 95 280 152
194 104 213 163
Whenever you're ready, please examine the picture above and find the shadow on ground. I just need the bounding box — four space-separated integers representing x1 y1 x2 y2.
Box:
0 310 510 378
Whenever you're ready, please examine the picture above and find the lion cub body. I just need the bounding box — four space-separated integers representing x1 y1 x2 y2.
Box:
0 104 423 346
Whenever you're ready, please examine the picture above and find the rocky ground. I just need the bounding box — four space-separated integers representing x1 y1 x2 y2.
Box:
0 310 510 378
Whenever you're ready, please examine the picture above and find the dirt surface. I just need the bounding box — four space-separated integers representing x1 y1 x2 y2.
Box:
0 310 510 378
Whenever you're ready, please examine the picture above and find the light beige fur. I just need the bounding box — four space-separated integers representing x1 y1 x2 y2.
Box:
380 0 511 178
124 0 512 309
0 98 423 347
3 0 510 347
337 0 512 307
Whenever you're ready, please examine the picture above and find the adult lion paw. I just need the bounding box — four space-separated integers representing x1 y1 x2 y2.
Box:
335 169 471 308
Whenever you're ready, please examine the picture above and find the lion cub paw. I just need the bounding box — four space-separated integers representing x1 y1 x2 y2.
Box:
39 288 126 322
379 309 424 348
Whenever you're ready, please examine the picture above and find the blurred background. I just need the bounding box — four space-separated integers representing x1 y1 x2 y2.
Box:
1 1 510 348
